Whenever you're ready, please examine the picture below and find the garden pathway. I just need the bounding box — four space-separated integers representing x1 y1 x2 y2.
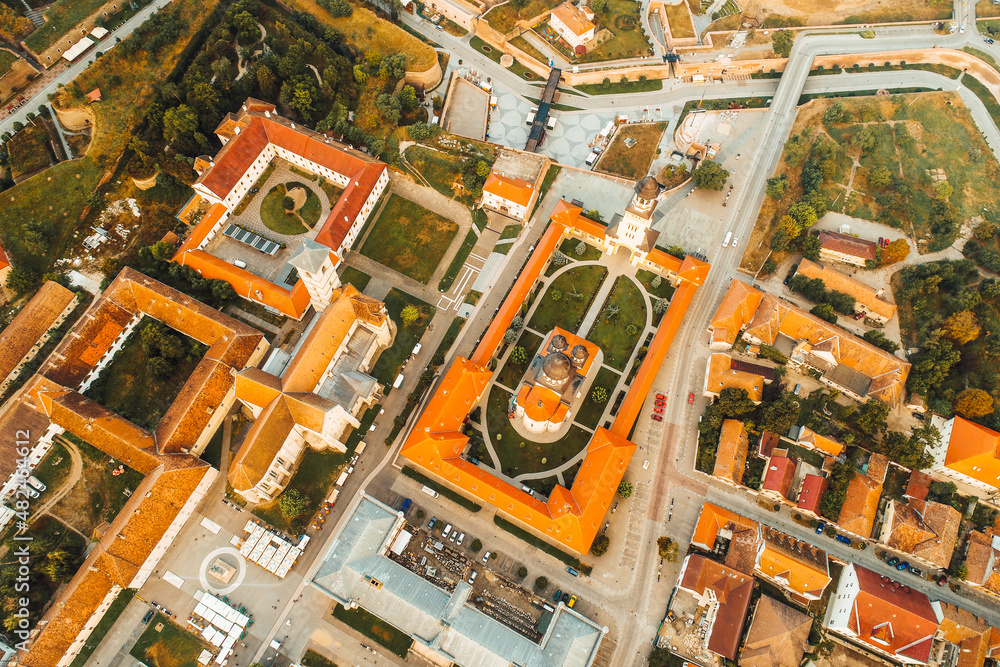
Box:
28 436 83 523
228 159 330 243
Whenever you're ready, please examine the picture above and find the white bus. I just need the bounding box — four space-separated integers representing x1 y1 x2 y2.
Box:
722 231 733 248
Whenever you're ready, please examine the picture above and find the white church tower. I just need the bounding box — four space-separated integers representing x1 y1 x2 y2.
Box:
606 176 661 264
289 239 341 311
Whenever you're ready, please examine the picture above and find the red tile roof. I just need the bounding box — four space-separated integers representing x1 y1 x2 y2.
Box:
796 474 828 514
847 565 940 663
818 230 878 262
762 453 796 498
680 555 754 660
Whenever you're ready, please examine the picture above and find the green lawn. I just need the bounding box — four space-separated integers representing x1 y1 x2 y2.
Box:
560 238 604 261
575 366 619 429
509 35 547 63
130 614 210 667
586 277 646 371
359 194 459 284
30 440 70 499
664 2 694 38
371 289 434 392
401 465 482 512
576 78 662 95
580 0 653 62
332 604 413 658
529 265 608 334
260 184 310 235
404 145 491 207
486 386 593 475
320 178 345 207
496 330 544 389
24 0 108 53
0 50 17 77
636 269 676 301
596 122 667 180
288 181 323 227
339 266 372 292
482 0 559 34
69 589 136 667
82 318 206 430
61 434 146 527
253 448 347 532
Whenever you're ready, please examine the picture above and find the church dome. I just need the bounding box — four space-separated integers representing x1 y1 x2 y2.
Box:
542 352 572 382
571 344 589 366
550 334 568 352
634 175 661 200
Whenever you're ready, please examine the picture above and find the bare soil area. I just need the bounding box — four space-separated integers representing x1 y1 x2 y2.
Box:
742 0 951 25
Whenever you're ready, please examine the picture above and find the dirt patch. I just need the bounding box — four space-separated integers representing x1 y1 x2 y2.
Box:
743 0 951 25
54 105 94 132
0 54 38 102
286 185 307 209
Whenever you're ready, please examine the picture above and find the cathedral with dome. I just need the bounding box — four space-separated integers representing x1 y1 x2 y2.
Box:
515 328 599 433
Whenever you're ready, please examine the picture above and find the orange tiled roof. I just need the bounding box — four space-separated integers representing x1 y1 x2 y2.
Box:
762 453 796 498
757 528 831 598
483 171 535 207
796 259 897 321
796 426 844 457
679 555 754 660
551 1 595 36
713 419 748 484
845 565 939 663
706 353 764 402
709 280 764 348
796 474 828 514
943 417 1000 488
691 503 759 550
838 473 881 538
0 281 76 383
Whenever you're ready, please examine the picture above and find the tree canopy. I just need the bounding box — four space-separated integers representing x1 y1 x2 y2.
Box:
691 160 729 190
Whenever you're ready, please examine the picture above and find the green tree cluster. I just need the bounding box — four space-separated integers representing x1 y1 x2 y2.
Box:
691 160 728 190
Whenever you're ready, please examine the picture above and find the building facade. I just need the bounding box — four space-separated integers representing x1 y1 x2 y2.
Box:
549 2 595 48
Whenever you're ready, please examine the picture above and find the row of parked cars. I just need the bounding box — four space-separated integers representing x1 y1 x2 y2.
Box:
816 521 948 585
20 476 46 499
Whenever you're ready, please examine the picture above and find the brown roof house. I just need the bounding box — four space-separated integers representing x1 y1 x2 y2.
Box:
0 281 77 396
739 595 812 667
965 531 1000 595
837 470 883 540
17 268 268 667
936 602 1000 667
229 285 392 504
671 554 755 661
707 280 764 349
795 258 897 324
817 230 878 267
703 353 771 403
714 419 749 486
879 498 961 569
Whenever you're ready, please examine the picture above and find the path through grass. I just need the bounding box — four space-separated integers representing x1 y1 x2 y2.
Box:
359 194 459 283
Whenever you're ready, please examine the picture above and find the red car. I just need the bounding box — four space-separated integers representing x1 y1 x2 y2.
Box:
651 413 663 422
654 399 666 407
688 392 695 404
655 393 666 401
654 406 664 414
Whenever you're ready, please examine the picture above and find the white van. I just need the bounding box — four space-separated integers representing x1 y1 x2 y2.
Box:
233 259 247 269
722 231 733 248
421 485 439 498
27 476 46 493
585 151 599 167
442 524 453 539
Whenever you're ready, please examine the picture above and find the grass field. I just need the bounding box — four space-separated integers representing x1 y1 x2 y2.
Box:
359 194 458 283
339 266 372 292
60 434 146 532
301 650 339 667
372 289 434 392
486 386 593 475
979 0 1000 17
597 122 666 180
8 122 53 180
509 35 548 64
497 330 543 389
636 269 676 301
483 0 559 34
576 78 662 95
586 277 646 372
130 614 210 667
529 265 608 334
575 366 619 429
0 49 17 77
332 604 413 657
260 184 311 235
664 2 695 38
24 0 107 53
438 229 477 292
253 448 346 532
83 318 205 430
579 0 653 62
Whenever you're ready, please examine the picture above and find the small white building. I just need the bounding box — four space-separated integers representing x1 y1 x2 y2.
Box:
549 1 595 49
481 171 537 221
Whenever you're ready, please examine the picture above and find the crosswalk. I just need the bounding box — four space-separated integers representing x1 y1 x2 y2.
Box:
437 251 488 312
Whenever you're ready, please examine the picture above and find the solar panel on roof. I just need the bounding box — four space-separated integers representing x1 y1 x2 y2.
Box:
224 225 238 236
253 237 267 250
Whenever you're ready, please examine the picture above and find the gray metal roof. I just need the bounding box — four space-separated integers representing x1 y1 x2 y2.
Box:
825 364 872 398
288 238 332 274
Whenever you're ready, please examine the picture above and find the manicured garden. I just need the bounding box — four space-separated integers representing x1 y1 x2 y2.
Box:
0 50 17 77
496 330 543 389
586 277 646 371
371 289 434 391
578 0 653 62
575 366 620 429
260 182 322 234
130 613 211 667
359 194 458 284
636 269 676 301
596 122 667 180
332 603 414 658
486 386 593 476
529 265 608 334
483 0 560 34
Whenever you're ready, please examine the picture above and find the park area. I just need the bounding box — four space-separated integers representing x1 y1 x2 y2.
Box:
742 0 952 26
483 0 560 34
585 276 646 371
576 0 653 62
260 182 322 234
371 289 435 391
359 194 459 283
529 265 608 333
741 92 1000 272
596 122 667 180
130 614 213 667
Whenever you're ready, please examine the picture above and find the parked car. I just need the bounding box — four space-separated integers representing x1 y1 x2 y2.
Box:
937 574 948 586
908 566 923 577
793 384 802 396
688 392 695 404
457 532 465 546
878 237 884 247
651 414 662 422
468 570 477 584
654 399 666 407
656 393 666 401
142 610 155 624
913 412 925 421
815 521 826 535
482 551 491 564
835 535 851 545
896 561 910 571
611 503 618 514
568 595 578 608
653 406 664 414
27 476 46 493
554 589 563 602
887 557 899 567
428 517 437 530
566 566 580 577
561 592 571 603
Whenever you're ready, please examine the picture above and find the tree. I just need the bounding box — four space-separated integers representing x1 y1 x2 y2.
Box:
954 388 994 418
810 303 837 323
759 393 799 434
881 238 909 264
534 575 549 590
934 180 953 200
552 250 570 266
510 315 524 330
586 209 604 223
590 534 610 556
232 10 259 44
510 346 527 364
550 289 563 301
162 104 199 147
517 566 528 578
319 0 352 16
971 503 999 529
855 399 890 436
42 551 71 582
504 329 518 344
908 331 961 394
868 166 892 189
6 267 38 294
651 275 662 288
279 489 309 517
765 174 788 200
852 125 878 155
863 330 899 353
822 101 846 124
653 297 668 315
718 387 755 417
617 481 634 498
282 195 296 212
940 310 980 345
591 386 608 404
469 538 483 552
975 221 997 241
800 235 821 261
772 29 794 57
691 160 728 190
657 536 679 562
400 305 420 325
575 240 587 256
648 647 675 667
398 85 418 112
590 0 608 11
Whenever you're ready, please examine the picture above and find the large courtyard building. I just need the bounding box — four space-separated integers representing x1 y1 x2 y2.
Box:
0 280 77 396
173 99 388 319
514 328 598 433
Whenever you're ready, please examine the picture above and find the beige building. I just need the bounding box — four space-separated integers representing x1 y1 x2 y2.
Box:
481 171 537 221
549 1 595 48
817 230 878 267
794 258 897 324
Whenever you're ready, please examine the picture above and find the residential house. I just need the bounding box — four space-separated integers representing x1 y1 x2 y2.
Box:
837 472 882 540
817 230 878 267
796 474 828 516
703 353 773 403
879 499 961 569
481 171 537 221
930 416 1000 494
710 280 910 405
794 258 897 324
761 449 797 501
714 419 749 486
674 554 755 661
964 531 1000 594
549 1 595 49
824 563 939 664
739 596 812 667
793 425 844 457
935 602 1000 667
0 281 77 396
229 285 391 503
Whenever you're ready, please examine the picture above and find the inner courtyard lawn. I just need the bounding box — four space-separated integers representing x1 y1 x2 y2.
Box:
497 330 544 390
359 194 459 284
486 386 594 477
574 366 620 429
529 265 608 334
260 183 321 234
129 614 211 667
252 447 347 532
586 277 646 371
